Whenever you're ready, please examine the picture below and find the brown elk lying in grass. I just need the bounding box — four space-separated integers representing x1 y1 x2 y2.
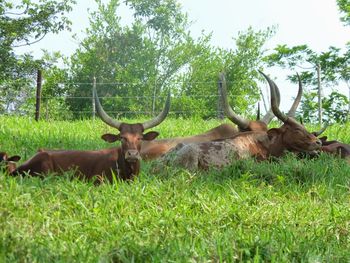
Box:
141 72 303 160
311 127 350 164
158 72 321 170
12 87 170 183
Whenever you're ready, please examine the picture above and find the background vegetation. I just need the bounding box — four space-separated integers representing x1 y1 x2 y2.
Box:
1 0 349 121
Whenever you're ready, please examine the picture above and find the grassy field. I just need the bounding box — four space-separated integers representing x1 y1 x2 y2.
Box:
1 116 350 262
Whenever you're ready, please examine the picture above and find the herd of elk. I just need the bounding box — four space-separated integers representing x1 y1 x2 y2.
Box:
141 71 286 160
158 72 322 170
1 72 348 181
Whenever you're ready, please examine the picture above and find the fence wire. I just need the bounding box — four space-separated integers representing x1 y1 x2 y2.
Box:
1 80 262 120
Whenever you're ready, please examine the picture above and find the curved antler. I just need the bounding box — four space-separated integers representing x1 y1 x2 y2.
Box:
259 71 288 123
142 91 171 130
259 70 281 124
94 85 170 130
219 73 250 129
260 77 281 124
313 122 329 136
94 85 123 129
287 73 302 117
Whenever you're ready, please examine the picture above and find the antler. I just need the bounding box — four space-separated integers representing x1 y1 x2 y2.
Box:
219 73 250 129
313 122 329 136
259 71 288 122
94 85 122 129
142 91 171 130
259 70 281 124
287 73 302 117
261 77 281 124
94 85 171 130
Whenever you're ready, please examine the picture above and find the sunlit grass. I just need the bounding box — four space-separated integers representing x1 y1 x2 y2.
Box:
0 116 350 262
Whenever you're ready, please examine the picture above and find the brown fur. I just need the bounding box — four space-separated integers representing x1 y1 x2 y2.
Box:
158 118 321 170
12 123 159 182
141 120 270 161
318 137 350 163
140 123 239 160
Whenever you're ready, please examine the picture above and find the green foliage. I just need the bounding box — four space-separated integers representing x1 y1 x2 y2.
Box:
300 91 349 123
68 0 202 118
337 0 350 25
68 1 274 119
224 27 275 115
1 116 350 261
40 52 72 120
163 27 274 118
0 0 75 48
264 44 350 122
0 0 76 112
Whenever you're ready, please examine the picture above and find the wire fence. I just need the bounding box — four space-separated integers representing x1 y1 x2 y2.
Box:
0 74 268 121
1 93 261 121
1 93 248 119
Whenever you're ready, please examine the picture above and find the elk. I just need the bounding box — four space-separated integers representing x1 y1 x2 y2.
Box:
311 127 350 163
320 140 350 163
158 73 321 170
0 152 21 174
141 71 302 161
12 87 170 182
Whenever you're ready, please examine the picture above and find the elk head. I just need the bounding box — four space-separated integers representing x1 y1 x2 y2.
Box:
94 86 170 162
0 152 21 174
260 72 322 154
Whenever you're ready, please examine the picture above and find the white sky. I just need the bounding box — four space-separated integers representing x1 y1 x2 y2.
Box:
16 0 350 112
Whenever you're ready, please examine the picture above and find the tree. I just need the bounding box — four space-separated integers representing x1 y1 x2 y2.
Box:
172 27 274 118
337 0 350 26
0 0 75 113
264 44 350 123
300 91 348 123
68 0 204 118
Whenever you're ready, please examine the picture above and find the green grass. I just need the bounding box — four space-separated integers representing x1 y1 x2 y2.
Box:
1 116 350 262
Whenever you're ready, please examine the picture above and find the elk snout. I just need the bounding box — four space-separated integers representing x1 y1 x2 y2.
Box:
125 150 141 162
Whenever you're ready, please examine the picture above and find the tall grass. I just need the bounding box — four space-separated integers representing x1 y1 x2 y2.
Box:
0 116 350 262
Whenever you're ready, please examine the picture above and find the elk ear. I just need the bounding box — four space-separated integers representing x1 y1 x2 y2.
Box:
319 136 327 142
8 155 21 162
142 131 159 141
101 133 121 143
267 128 281 140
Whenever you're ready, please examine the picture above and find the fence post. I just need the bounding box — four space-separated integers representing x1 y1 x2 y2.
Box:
152 79 157 116
92 76 96 120
35 69 42 121
348 82 350 122
317 63 322 126
217 73 225 119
